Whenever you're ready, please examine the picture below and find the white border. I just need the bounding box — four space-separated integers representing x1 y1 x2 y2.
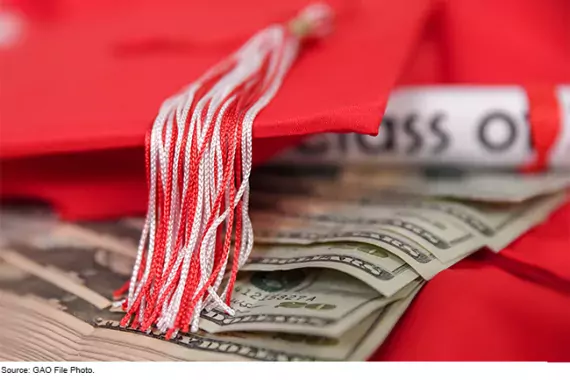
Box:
0 362 569 380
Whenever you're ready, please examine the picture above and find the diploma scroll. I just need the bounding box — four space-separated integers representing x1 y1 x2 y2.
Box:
275 86 570 169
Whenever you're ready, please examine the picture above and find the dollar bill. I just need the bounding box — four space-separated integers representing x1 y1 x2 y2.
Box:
24 218 143 275
242 242 419 297
250 189 566 259
354 191 568 251
251 201 483 264
251 210 467 279
51 221 140 276
94 289 418 362
71 230 419 299
7 209 459 281
0 262 171 361
0 236 420 338
0 258 93 360
0 256 420 361
0 206 142 261
200 269 421 337
484 191 568 251
251 165 568 252
54 221 140 260
252 164 570 202
192 285 421 361
78 223 418 297
57 191 561 263
37 217 428 293
0 203 57 248
0 234 130 309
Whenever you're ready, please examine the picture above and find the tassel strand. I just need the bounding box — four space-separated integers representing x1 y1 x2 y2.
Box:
119 2 334 335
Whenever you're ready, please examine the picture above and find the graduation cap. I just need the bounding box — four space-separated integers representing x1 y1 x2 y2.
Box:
1 0 568 336
0 0 431 220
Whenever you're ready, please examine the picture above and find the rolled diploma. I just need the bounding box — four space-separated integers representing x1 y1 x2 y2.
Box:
273 86 570 168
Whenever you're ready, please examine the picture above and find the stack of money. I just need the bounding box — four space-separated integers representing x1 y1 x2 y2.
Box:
0 166 568 361
0 210 420 361
247 166 569 283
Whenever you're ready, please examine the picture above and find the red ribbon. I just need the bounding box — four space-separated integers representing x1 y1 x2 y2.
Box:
521 85 561 172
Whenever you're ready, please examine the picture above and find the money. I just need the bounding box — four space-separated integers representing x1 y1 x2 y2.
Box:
250 202 478 279
0 236 420 338
13 219 142 276
0 237 128 309
62 222 421 299
54 220 140 261
200 269 421 337
352 191 568 252
253 164 570 202
68 221 418 297
197 285 421 361
4 187 564 293
249 189 566 259
0 259 95 361
0 250 421 361
251 204 482 262
0 205 141 261
1 163 567 362
59 210 460 282
484 192 568 251
242 242 419 297
94 292 419 362
42 217 427 296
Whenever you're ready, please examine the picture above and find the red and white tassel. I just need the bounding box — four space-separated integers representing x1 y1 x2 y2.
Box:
119 3 334 336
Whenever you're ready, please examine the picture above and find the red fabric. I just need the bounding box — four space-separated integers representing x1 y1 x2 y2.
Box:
397 0 570 85
373 201 570 361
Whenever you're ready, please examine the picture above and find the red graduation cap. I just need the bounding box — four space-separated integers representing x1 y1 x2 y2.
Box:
1 0 434 221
